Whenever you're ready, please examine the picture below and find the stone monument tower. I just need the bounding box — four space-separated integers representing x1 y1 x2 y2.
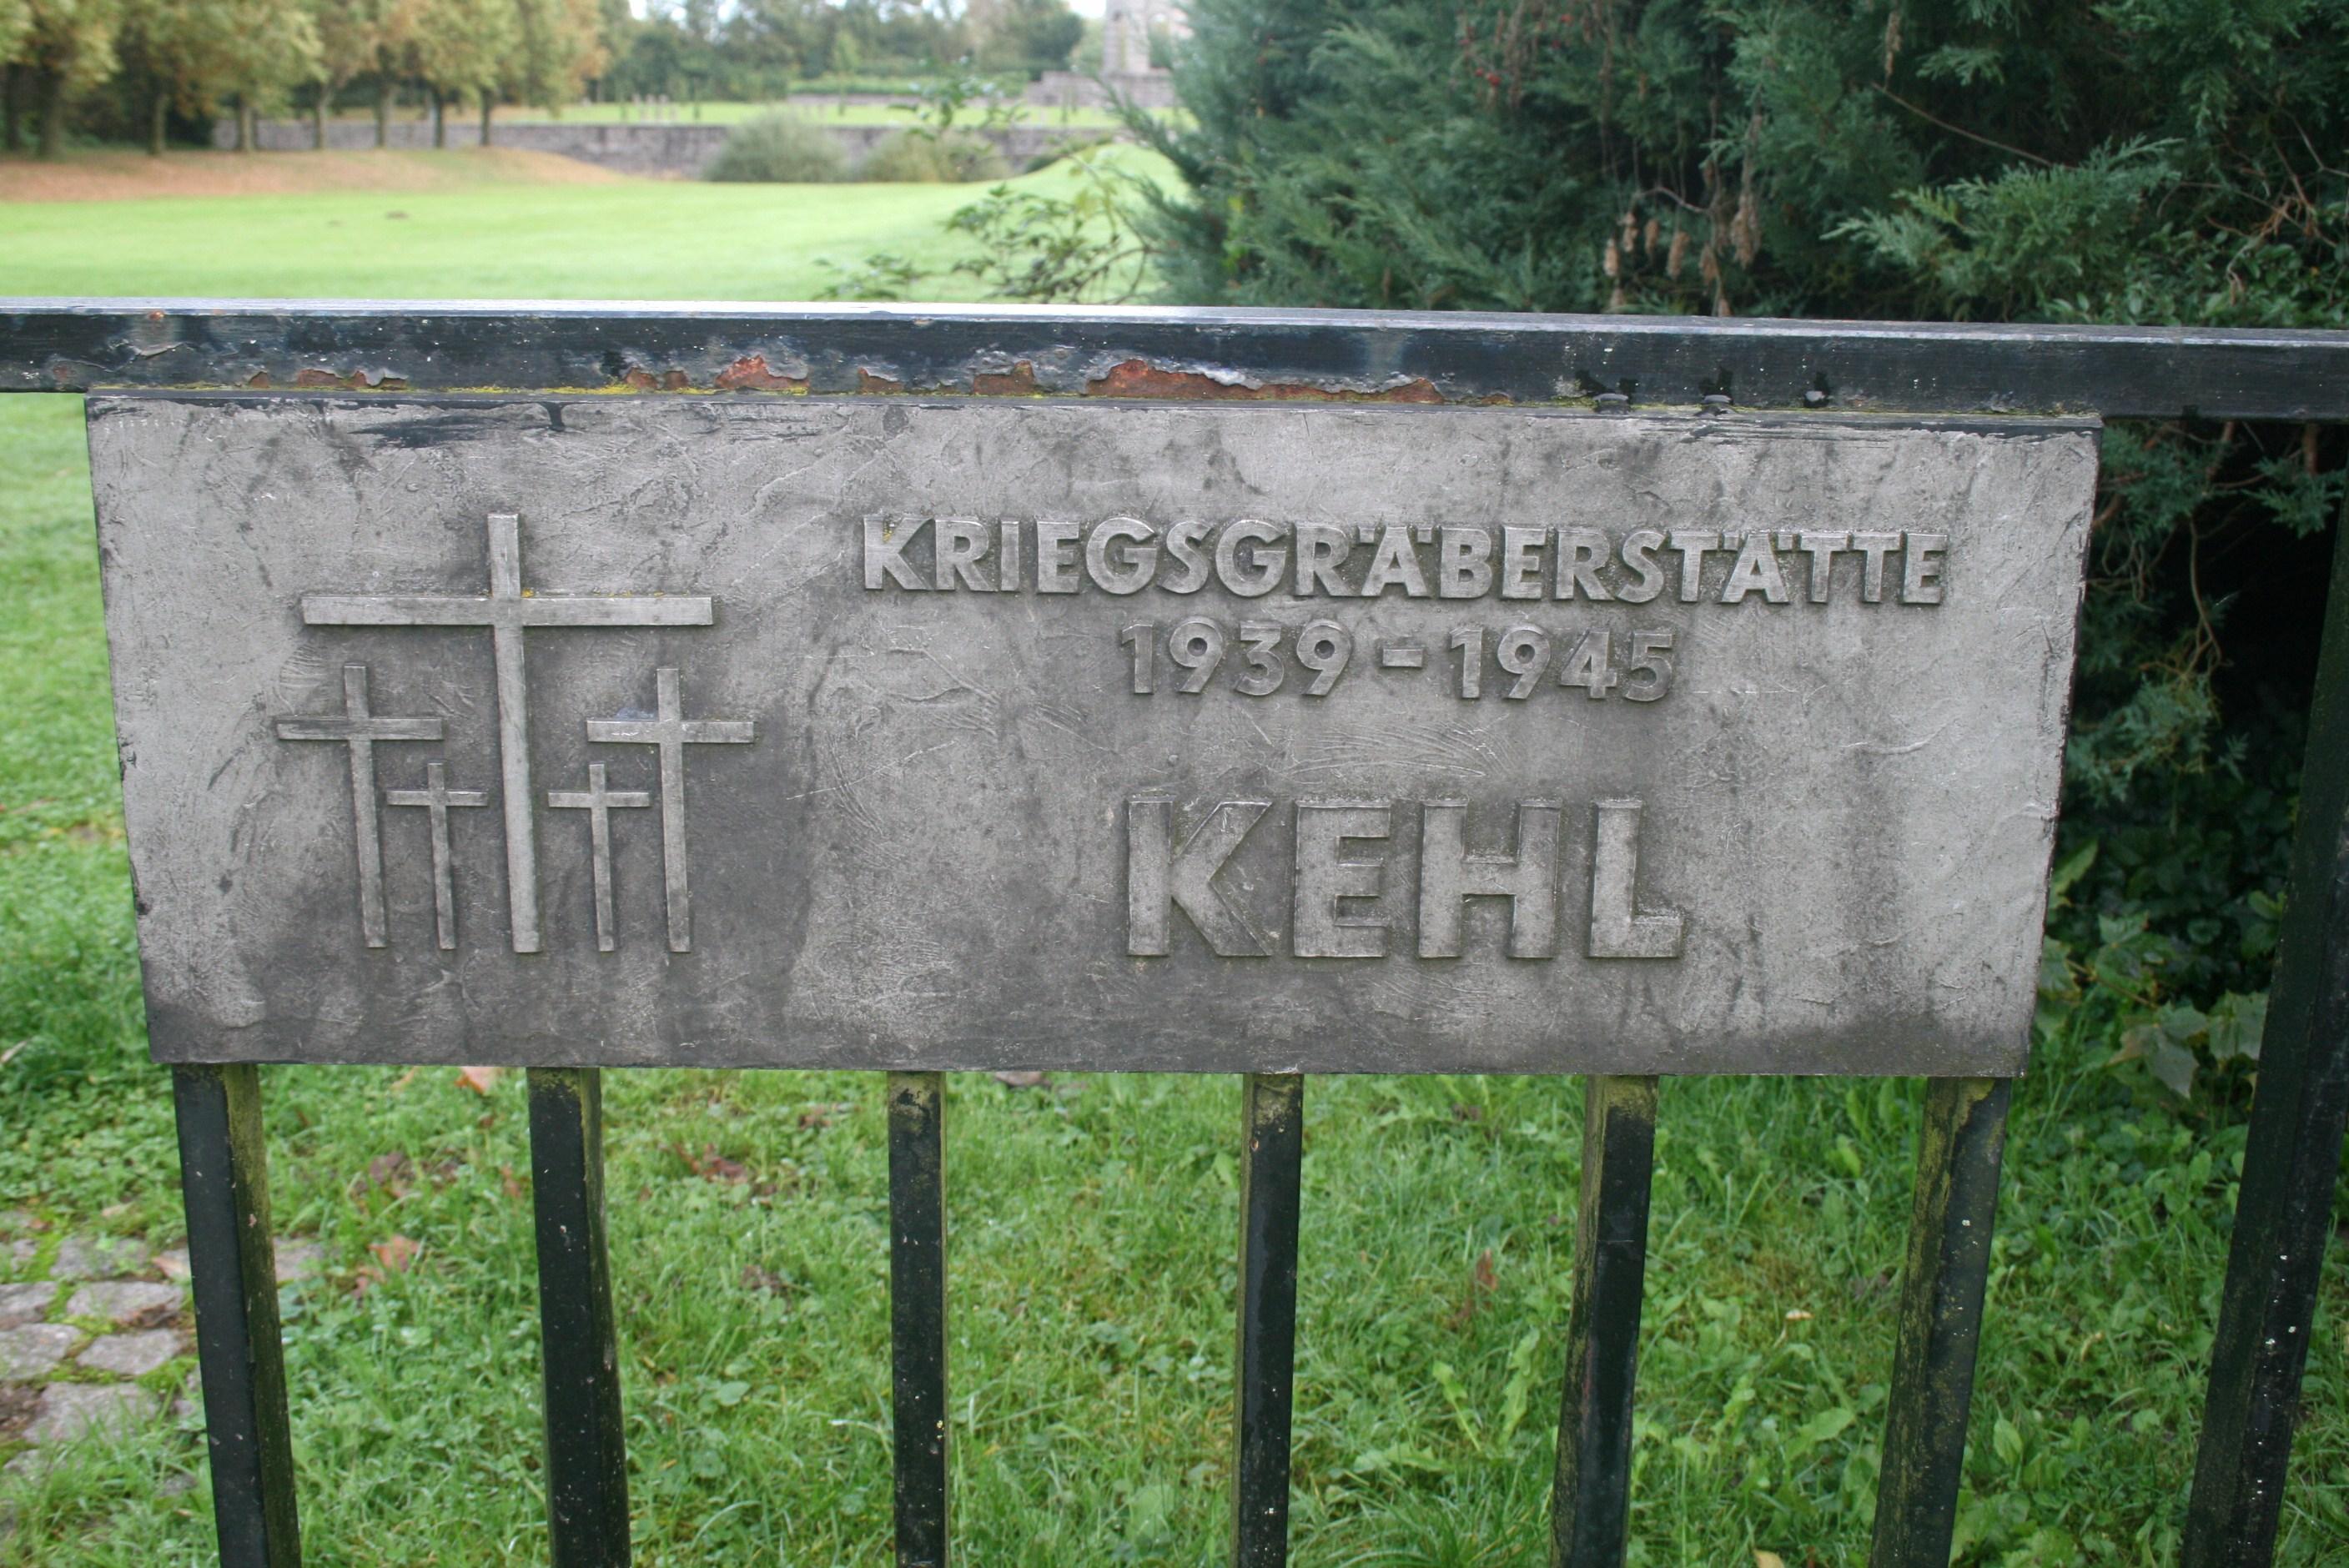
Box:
1027 0 1185 110
1103 0 1184 77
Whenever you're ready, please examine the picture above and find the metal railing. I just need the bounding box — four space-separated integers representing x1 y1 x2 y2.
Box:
7 299 2347 1568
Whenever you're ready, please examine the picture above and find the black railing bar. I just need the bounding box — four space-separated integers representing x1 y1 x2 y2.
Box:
528 1068 632 1567
2184 506 2349 1564
9 300 2349 420
1551 1075 1658 1568
173 1062 302 1568
1233 1073 1305 1568
1869 1078 2013 1568
888 1072 951 1568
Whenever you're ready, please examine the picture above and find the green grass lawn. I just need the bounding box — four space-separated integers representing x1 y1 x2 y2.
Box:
0 149 1167 299
0 160 2344 1565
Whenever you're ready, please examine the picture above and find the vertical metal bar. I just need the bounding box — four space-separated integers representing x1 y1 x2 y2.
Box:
1550 1074 1658 1568
528 1067 630 1567
2185 515 2349 1567
174 1063 301 1568
888 1071 950 1568
1869 1077 2011 1568
1232 1073 1304 1568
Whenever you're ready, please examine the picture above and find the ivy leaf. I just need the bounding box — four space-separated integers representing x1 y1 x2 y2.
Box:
1992 1415 2025 1467
2206 992 2268 1062
1785 1403 1856 1460
2048 842 2098 902
2147 1037 2199 1098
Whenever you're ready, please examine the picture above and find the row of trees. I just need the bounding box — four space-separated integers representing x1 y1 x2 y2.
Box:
0 0 1085 159
604 0 1084 104
2 0 602 159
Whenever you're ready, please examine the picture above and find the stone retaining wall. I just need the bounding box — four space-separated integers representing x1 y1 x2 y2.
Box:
211 117 1096 178
1026 69 1180 110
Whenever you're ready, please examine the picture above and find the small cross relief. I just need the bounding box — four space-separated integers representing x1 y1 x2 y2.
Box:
275 513 756 955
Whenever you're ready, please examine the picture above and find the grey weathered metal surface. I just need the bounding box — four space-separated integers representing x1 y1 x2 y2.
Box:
88 393 2095 1074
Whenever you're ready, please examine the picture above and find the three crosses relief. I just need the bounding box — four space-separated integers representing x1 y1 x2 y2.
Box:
273 513 754 955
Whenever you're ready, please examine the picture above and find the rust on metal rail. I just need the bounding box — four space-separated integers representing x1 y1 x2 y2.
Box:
12 299 2349 419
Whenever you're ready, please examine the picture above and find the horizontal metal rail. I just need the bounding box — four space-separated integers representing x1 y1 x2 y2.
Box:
7 299 2349 419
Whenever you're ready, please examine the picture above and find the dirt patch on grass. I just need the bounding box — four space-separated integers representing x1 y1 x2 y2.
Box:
0 1381 37 1442
0 148 625 203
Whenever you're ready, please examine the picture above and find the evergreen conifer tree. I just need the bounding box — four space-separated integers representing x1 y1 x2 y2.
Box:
1135 0 2349 1030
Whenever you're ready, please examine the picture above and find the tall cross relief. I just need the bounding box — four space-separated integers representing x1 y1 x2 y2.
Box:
301 512 713 953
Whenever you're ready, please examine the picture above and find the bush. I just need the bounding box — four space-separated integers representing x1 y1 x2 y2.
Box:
858 128 1011 183
704 114 850 183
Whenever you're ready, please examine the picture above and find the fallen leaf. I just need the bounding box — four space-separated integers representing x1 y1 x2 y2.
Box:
128 1297 181 1331
456 1065 501 1095
500 1165 525 1200
796 1102 857 1129
388 1068 419 1093
365 1150 413 1195
1755 1553 1787 1568
740 1264 795 1296
678 1144 752 1184
348 1264 382 1299
1784 1309 1813 1322
370 1234 421 1273
991 1070 1048 1089
0 1385 39 1435
1450 1103 1483 1123
1444 1248 1499 1331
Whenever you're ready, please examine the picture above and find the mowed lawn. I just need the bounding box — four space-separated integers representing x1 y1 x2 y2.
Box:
0 151 2345 1565
0 147 1137 299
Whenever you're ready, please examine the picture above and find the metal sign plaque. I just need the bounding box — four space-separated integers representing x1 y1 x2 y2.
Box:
88 395 2096 1074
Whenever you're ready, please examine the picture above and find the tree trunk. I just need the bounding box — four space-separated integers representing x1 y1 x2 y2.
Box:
374 79 390 147
3 64 19 155
37 69 68 161
431 88 445 148
313 85 327 150
149 88 169 157
478 94 491 147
